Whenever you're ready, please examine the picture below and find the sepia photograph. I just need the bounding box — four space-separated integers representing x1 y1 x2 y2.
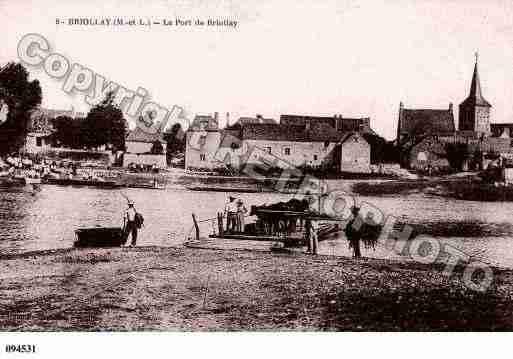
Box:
1 0 513 356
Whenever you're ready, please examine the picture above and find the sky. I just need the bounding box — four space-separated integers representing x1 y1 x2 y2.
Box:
2 0 513 139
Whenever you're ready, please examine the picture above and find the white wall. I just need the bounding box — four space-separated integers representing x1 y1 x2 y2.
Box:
123 153 167 168
126 141 167 154
185 131 224 171
243 139 337 168
24 134 51 153
340 134 371 173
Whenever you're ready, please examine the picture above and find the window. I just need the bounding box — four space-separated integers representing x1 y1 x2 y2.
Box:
200 154 206 161
36 137 42 147
284 147 290 156
324 141 330 148
313 154 318 161
266 147 272 154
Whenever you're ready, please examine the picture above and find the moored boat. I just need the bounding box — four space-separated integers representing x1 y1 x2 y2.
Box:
74 227 126 248
187 198 344 254
46 177 122 188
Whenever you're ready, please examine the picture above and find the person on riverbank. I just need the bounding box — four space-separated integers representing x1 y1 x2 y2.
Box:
236 199 248 233
224 196 238 233
124 200 138 247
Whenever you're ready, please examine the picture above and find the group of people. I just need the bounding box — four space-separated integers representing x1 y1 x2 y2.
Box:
224 196 248 233
1 154 75 180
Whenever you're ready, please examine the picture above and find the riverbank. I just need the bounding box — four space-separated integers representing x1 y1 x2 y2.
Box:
0 246 511 331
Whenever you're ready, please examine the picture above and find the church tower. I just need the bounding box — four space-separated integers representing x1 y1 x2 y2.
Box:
458 54 492 134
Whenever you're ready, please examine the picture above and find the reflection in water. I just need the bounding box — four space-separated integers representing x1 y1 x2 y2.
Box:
1 185 513 268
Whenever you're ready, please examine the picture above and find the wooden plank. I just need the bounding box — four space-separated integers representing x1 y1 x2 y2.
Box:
208 233 303 242
255 209 344 221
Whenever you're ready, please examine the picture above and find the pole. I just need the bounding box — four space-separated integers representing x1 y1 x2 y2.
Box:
312 222 318 255
192 213 200 241
217 212 224 237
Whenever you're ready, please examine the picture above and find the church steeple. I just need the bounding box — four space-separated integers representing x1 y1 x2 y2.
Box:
465 52 491 107
458 53 492 134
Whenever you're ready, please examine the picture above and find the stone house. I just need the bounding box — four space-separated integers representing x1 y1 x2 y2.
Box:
339 132 371 173
24 108 86 154
185 113 372 174
124 127 167 168
125 127 167 154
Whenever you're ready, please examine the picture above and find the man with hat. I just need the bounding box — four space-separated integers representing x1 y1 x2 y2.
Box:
125 200 138 247
224 196 238 233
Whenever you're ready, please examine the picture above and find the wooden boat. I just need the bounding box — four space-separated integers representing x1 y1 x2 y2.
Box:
46 178 122 188
126 182 165 190
188 199 344 254
186 185 264 193
74 227 126 248
185 185 300 194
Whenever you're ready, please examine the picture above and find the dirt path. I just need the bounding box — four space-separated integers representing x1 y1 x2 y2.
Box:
0 246 511 331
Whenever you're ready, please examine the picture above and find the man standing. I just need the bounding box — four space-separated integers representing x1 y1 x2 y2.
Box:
236 199 247 233
224 196 238 233
125 200 138 247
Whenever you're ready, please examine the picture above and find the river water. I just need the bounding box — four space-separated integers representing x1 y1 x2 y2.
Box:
2 183 513 268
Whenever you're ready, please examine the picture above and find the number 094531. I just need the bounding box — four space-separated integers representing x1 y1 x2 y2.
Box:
5 344 36 353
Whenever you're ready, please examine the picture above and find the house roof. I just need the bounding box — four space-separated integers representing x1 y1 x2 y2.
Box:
242 124 307 141
398 107 455 138
340 132 368 145
189 115 219 131
280 114 373 133
241 123 347 143
126 127 166 143
234 116 277 126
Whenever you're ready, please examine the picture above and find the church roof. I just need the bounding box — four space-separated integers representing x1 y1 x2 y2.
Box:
398 107 455 138
461 59 491 108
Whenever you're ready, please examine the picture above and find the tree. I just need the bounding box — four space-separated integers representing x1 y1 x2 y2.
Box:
362 133 400 164
53 115 84 149
164 123 186 164
0 62 42 153
150 140 164 154
83 92 126 151
164 123 185 153
445 142 470 171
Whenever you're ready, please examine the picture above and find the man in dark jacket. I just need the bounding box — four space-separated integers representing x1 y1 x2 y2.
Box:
125 200 138 247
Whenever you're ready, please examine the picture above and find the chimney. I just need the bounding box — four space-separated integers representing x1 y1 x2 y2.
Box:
449 103 453 112
214 112 219 121
226 112 230 126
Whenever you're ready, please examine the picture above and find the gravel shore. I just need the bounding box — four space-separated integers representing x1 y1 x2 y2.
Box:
0 246 511 331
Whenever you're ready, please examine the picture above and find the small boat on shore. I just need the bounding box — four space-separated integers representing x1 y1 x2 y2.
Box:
74 227 126 248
